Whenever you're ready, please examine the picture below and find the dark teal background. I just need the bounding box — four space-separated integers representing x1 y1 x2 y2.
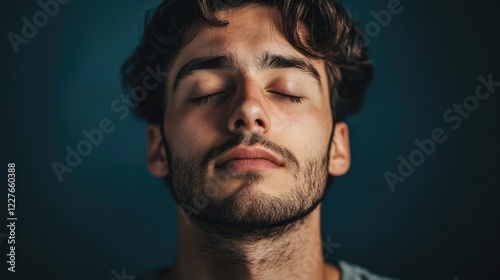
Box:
2 0 500 279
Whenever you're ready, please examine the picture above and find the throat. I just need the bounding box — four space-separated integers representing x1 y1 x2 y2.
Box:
170 206 328 280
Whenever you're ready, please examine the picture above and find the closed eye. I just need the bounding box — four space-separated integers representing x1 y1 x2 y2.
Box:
188 91 304 106
269 91 304 104
188 92 225 106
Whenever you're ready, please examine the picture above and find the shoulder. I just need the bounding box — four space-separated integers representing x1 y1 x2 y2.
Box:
336 260 401 280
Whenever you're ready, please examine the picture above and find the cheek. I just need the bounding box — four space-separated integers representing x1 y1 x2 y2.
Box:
165 111 219 159
280 106 332 159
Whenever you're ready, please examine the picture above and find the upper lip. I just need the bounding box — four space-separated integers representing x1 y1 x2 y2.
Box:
214 146 284 168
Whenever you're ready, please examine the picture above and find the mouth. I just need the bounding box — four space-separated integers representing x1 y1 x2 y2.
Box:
214 146 284 172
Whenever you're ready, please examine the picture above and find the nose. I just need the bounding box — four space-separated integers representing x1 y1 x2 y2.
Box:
227 78 271 135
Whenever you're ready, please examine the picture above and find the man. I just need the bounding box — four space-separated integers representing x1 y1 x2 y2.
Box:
122 0 398 279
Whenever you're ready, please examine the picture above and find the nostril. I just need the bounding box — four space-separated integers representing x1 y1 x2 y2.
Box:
256 119 264 127
235 119 245 128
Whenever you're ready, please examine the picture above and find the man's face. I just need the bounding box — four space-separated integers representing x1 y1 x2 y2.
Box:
147 4 350 235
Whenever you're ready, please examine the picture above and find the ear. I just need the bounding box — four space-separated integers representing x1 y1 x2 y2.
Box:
328 122 351 176
146 124 169 178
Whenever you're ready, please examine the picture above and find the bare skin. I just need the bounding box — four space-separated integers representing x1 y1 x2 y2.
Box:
146 4 351 280
165 207 341 280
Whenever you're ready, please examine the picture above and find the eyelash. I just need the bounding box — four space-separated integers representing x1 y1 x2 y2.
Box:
188 92 225 106
269 91 304 104
188 91 304 106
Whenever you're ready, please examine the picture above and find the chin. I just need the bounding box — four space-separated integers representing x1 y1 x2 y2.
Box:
210 170 294 196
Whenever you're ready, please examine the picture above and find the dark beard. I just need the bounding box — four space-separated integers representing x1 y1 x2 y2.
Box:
163 131 330 241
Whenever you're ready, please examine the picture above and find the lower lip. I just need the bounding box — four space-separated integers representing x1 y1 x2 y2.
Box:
217 159 281 172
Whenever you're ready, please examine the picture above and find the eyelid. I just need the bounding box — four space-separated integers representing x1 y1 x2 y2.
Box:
177 70 235 92
188 92 225 106
268 88 297 96
267 87 302 98
268 90 304 103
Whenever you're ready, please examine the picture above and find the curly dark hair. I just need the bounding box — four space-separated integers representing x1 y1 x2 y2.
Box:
121 0 373 124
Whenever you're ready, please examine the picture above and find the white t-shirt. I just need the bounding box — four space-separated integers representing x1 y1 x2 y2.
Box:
338 261 400 280
136 260 400 280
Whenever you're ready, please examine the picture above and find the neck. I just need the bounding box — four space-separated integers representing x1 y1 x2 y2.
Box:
166 205 339 280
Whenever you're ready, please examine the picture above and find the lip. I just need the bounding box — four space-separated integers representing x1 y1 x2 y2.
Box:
214 146 284 169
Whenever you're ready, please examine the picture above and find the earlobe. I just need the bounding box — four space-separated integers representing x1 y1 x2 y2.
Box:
328 122 351 177
146 124 169 178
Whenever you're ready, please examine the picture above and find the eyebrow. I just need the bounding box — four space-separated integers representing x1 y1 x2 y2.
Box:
173 55 235 90
259 52 321 86
173 52 322 90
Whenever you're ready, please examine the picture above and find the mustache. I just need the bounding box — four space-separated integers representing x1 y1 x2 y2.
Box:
199 131 300 172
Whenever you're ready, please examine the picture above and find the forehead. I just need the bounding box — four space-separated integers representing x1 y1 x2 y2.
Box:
168 4 326 87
